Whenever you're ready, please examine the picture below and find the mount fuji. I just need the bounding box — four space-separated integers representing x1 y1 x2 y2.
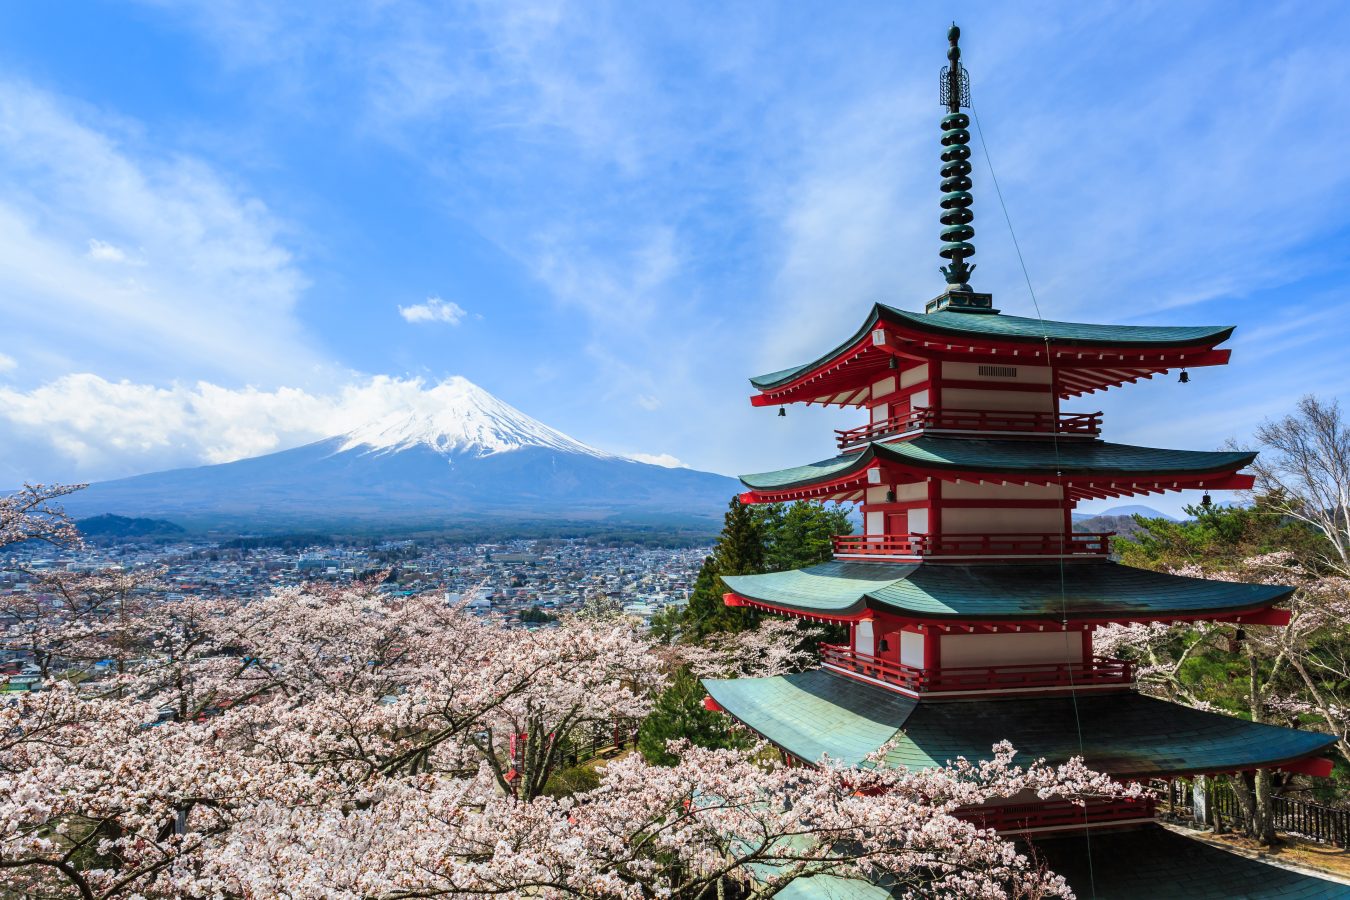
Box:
61 378 740 532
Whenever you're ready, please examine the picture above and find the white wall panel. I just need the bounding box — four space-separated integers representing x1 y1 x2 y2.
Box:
941 508 1064 534
854 620 874 655
941 632 1083 667
900 630 925 668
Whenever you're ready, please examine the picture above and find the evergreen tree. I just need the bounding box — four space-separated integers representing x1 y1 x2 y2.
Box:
757 501 854 571
1115 492 1327 572
669 499 852 641
637 668 748 766
680 497 766 637
715 495 766 576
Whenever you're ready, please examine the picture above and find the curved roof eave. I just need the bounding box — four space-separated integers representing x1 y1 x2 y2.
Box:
748 303 1235 392
721 561 1294 622
739 437 1256 492
703 669 1336 778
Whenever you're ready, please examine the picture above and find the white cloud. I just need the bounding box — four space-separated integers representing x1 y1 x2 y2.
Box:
85 238 132 263
627 452 686 468
397 296 468 325
0 352 15 373
0 81 318 385
0 373 526 480
533 226 679 329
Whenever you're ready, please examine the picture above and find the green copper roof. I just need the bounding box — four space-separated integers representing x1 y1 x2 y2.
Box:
1032 826 1350 899
703 669 1336 778
900 308 1233 346
720 560 1291 621
766 827 1350 900
749 303 1235 390
741 450 869 491
739 435 1256 491
773 875 895 900
707 666 919 767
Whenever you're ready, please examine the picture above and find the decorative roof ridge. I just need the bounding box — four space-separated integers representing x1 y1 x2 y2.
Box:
878 304 1236 347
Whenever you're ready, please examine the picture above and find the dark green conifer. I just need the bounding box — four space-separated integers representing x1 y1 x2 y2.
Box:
681 497 765 637
637 668 748 766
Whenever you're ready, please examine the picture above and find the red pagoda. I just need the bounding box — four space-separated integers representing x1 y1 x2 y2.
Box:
703 24 1347 899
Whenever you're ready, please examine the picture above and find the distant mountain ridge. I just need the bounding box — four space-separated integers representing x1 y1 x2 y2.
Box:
75 514 186 540
60 378 739 532
1072 504 1177 523
1073 505 1178 541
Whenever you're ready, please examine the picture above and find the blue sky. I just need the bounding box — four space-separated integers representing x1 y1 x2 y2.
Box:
0 1 1348 516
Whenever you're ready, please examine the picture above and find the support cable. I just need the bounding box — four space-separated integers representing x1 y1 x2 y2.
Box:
970 103 1099 900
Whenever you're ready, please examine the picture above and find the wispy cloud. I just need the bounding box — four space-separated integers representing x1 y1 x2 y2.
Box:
398 296 468 325
0 80 318 387
85 238 133 263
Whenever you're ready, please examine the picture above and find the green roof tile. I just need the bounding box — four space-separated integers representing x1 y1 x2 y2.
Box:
1031 826 1350 899
890 307 1233 346
750 303 1234 390
702 669 1336 778
884 691 1335 777
740 451 871 490
763 827 1350 900
721 560 1291 621
705 668 917 768
772 875 896 900
739 435 1255 490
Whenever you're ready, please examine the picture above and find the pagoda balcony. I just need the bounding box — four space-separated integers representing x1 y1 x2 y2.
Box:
956 796 1157 835
832 532 1112 560
835 408 1102 451
819 644 1135 697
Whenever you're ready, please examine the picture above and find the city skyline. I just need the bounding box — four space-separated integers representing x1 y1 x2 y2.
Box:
1 2 1348 517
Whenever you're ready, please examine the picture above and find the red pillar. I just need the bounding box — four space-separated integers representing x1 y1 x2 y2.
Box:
929 477 942 541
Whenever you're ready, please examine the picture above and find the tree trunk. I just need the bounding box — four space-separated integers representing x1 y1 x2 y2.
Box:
1232 650 1278 845
1253 768 1278 844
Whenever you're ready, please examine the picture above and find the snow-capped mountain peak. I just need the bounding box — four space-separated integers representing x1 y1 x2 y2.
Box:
336 376 614 459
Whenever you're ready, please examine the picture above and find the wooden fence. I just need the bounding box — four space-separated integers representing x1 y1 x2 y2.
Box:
561 720 638 767
1157 778 1350 847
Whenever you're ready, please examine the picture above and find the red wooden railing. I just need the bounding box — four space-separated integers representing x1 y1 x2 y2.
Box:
819 644 1134 695
835 407 1102 449
958 796 1156 834
832 532 1112 558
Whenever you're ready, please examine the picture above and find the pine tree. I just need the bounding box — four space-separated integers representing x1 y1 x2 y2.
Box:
637 668 748 766
714 495 766 577
758 501 853 571
681 497 765 638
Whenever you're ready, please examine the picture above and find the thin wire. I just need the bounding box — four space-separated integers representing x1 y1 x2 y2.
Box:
970 104 1098 900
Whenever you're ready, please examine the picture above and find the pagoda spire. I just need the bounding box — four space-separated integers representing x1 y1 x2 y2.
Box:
938 23 975 293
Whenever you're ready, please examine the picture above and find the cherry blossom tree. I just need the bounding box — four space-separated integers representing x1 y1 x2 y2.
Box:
0 483 84 551
676 616 824 680
0 491 1133 898
200 739 1134 899
0 684 329 900
1098 553 1350 842
1 567 166 682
